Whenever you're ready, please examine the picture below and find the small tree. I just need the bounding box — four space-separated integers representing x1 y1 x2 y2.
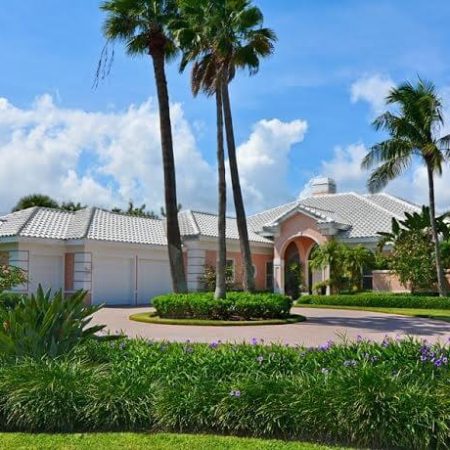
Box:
390 231 436 293
345 245 375 292
309 240 348 294
200 265 235 292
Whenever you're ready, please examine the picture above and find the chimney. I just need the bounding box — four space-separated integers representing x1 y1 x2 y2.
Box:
311 177 337 196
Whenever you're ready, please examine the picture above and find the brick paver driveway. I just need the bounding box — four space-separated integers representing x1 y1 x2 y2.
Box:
92 307 450 346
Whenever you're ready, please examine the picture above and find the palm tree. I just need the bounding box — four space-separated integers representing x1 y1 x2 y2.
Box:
362 79 450 296
12 194 59 212
177 0 276 292
177 13 228 298
100 0 187 293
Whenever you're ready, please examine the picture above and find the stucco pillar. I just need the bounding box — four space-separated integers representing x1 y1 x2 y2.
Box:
324 265 331 296
186 248 206 291
273 258 284 294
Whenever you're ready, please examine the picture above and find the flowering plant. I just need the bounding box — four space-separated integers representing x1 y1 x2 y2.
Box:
0 264 27 292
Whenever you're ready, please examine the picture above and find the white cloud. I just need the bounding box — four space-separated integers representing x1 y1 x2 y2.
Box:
314 143 450 212
0 95 307 215
234 118 308 212
351 74 395 114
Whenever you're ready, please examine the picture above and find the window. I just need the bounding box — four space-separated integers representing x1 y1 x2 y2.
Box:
266 261 274 291
226 259 235 281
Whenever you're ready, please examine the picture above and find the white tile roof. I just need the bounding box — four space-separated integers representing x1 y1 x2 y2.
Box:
87 209 167 246
249 191 422 240
179 210 273 244
0 190 422 246
0 207 167 246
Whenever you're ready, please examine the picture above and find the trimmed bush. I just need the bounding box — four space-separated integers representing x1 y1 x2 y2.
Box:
1 337 450 448
297 292 450 309
152 292 292 320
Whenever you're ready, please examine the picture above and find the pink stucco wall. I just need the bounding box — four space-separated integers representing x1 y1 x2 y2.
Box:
373 270 450 293
205 250 273 291
274 212 327 261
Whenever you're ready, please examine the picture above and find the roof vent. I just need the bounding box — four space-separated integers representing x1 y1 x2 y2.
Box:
311 177 337 196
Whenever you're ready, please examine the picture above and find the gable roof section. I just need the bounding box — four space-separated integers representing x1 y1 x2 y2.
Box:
248 191 422 240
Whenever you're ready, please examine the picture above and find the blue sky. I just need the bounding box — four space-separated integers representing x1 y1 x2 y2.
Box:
1 0 450 214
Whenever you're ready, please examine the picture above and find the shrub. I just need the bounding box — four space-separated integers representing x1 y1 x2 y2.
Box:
1 337 449 448
0 286 107 358
152 292 292 320
298 292 450 309
200 264 235 291
0 358 99 432
0 291 26 310
0 265 27 292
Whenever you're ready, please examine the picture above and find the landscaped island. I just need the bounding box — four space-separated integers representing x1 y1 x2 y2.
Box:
130 292 305 326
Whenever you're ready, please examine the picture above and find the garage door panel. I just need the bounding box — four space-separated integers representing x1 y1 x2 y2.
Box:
29 255 63 293
138 259 171 304
93 257 134 305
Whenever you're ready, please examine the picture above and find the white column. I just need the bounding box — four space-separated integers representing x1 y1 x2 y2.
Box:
186 248 206 291
273 258 285 294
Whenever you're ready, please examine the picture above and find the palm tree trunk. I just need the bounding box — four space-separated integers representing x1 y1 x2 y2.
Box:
215 83 227 299
221 82 255 292
150 45 187 293
426 164 448 296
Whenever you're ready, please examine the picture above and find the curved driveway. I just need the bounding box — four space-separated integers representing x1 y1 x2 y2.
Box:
92 307 450 346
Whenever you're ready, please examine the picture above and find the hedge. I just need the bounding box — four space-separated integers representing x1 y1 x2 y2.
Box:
297 293 450 309
152 292 292 320
0 337 449 449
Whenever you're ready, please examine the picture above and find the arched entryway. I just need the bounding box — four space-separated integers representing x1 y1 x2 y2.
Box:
280 236 323 297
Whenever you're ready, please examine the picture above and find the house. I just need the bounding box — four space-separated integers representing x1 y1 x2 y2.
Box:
0 178 421 305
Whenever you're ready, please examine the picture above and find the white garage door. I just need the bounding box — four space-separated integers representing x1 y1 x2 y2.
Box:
93 256 134 305
137 259 171 304
29 255 63 293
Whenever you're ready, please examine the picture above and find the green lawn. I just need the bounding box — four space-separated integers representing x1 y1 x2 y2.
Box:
295 304 450 322
0 433 350 450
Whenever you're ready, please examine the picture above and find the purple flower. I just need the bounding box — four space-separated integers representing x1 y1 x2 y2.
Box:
209 341 219 349
256 355 264 364
420 355 428 362
185 346 194 353
370 355 379 363
356 335 363 343
434 358 443 368
319 340 334 351
251 338 258 346
229 390 241 398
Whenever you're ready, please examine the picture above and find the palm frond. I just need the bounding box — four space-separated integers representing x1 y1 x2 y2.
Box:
367 156 412 193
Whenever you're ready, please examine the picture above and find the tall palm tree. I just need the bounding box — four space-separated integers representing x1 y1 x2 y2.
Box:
362 79 450 296
177 15 228 298
177 0 276 292
100 0 187 293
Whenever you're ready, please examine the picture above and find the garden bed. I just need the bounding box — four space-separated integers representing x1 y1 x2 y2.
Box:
130 312 306 326
1 337 450 449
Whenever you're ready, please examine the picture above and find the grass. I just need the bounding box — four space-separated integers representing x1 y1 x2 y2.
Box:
130 312 306 326
0 433 349 450
295 304 450 322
